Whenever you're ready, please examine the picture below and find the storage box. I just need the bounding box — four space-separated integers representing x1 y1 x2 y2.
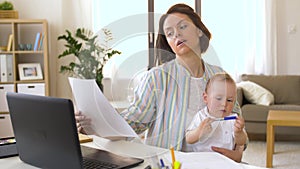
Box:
17 83 45 96
0 84 14 112
0 10 18 19
0 114 14 138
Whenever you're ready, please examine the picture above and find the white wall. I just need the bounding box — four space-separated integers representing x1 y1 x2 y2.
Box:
9 0 61 97
277 0 300 75
10 0 92 98
9 0 300 98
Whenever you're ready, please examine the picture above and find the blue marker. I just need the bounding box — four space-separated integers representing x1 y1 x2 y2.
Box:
214 115 237 121
160 158 165 168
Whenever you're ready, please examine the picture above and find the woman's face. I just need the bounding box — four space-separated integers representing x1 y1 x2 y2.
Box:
163 13 202 57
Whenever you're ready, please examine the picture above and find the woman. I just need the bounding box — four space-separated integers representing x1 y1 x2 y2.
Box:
76 3 247 162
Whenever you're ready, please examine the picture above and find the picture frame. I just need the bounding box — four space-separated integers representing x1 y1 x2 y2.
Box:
18 63 43 80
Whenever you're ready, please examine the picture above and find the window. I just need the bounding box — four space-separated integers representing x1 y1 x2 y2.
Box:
92 0 198 102
93 0 197 78
202 0 266 79
93 0 148 79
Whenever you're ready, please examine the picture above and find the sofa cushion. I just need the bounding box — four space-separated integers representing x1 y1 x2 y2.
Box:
241 74 300 104
245 121 300 136
242 104 270 122
242 104 300 123
237 81 274 106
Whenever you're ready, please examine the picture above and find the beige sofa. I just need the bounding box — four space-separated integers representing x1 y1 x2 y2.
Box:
237 74 300 141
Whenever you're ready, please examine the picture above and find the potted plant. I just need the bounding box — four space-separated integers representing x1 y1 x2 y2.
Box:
57 28 121 90
0 1 19 19
0 1 14 10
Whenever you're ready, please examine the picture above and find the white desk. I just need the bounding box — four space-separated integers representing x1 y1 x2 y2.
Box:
1 136 268 169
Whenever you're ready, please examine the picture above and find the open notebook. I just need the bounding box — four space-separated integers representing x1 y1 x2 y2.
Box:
6 92 144 169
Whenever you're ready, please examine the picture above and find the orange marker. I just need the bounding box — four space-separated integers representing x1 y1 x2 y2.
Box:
170 147 175 165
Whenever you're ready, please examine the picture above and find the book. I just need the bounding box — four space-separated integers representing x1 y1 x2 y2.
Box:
38 34 44 51
33 32 41 51
6 34 13 51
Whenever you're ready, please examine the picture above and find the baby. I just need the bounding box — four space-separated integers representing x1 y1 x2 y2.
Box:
186 73 247 152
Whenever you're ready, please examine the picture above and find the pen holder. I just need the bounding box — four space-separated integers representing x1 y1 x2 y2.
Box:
173 161 181 169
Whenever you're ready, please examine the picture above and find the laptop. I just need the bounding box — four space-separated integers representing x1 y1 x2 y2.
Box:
6 92 144 169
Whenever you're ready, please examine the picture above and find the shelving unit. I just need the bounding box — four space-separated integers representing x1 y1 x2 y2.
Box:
0 19 49 117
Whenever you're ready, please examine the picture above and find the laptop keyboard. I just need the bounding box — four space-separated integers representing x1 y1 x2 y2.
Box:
83 157 120 169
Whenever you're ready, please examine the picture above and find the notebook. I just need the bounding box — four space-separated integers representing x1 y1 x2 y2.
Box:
6 92 144 169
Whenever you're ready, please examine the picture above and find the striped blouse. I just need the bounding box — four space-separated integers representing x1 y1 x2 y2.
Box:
120 59 241 151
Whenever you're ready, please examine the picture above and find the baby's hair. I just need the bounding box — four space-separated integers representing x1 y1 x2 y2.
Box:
205 73 236 93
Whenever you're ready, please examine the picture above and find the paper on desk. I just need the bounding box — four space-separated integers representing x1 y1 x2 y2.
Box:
69 77 138 138
162 151 242 169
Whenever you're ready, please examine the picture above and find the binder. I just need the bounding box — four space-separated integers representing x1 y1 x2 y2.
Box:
0 54 8 82
6 55 13 82
0 55 13 82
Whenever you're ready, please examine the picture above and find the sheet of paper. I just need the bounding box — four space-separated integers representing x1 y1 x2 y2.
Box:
162 151 242 169
69 77 138 138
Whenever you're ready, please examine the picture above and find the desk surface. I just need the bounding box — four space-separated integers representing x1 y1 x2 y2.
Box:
266 110 300 168
0 136 268 169
268 110 300 126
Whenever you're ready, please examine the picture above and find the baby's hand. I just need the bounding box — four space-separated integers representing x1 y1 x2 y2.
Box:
234 116 245 133
234 116 248 146
198 117 214 140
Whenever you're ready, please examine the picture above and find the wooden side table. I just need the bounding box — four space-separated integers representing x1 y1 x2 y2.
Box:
266 110 300 168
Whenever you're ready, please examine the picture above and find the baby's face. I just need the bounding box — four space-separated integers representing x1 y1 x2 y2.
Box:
204 80 237 118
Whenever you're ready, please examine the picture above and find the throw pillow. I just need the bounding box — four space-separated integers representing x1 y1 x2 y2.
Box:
237 81 274 106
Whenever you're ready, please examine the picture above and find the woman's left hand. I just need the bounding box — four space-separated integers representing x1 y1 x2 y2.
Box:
211 145 244 162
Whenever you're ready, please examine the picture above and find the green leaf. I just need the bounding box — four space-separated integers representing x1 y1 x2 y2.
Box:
57 28 121 88
0 1 14 10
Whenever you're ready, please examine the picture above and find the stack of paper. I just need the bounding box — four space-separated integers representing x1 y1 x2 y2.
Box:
162 151 242 169
68 77 138 138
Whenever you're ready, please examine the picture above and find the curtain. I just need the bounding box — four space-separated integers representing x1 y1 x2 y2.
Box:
56 0 93 98
244 0 277 75
201 0 277 82
60 0 93 30
265 0 277 75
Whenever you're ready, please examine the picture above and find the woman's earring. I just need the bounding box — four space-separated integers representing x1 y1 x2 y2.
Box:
199 30 203 37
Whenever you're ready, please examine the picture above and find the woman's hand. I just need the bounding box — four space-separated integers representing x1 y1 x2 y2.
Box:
75 111 91 134
211 145 244 162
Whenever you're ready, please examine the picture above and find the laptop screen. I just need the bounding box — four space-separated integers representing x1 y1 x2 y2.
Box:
6 92 143 169
7 92 83 168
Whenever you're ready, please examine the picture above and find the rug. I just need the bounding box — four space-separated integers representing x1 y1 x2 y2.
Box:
242 141 300 169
